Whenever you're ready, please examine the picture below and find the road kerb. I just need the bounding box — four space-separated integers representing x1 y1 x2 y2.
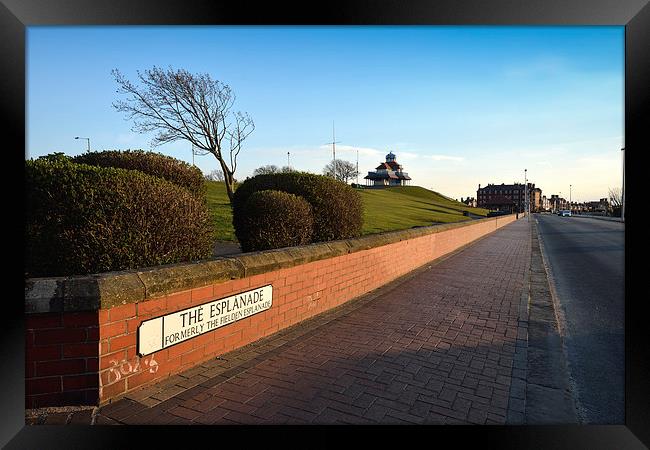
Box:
525 217 579 424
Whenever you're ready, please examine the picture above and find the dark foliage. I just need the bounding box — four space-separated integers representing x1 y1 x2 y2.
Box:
73 149 205 197
233 171 363 244
26 158 213 277
237 190 313 252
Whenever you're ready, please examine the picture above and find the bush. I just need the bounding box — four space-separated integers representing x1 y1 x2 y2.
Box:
37 152 72 163
26 158 214 277
233 171 363 244
237 190 313 252
73 149 205 197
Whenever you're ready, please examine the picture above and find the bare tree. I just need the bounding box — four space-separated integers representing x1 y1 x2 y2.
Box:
323 159 359 183
280 166 295 173
608 187 622 208
205 169 225 182
112 66 254 203
608 187 622 216
253 165 280 176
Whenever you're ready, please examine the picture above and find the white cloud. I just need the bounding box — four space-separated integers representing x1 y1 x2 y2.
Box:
326 144 383 157
425 154 464 162
395 151 419 160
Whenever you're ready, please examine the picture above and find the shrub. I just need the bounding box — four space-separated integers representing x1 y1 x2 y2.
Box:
237 190 313 252
72 149 205 197
25 158 214 277
232 171 363 244
37 152 72 163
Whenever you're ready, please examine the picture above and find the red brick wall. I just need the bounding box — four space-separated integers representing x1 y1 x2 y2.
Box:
25 215 517 407
25 312 99 408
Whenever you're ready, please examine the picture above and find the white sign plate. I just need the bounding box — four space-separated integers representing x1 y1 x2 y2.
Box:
138 284 273 356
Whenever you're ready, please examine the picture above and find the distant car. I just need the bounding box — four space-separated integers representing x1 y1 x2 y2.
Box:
560 210 572 217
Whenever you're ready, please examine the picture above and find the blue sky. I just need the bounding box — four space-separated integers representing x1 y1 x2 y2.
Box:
26 26 624 202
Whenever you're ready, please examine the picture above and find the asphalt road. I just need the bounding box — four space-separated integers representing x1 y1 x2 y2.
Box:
534 213 624 424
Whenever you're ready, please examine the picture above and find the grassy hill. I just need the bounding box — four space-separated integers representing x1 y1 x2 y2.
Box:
205 181 488 242
205 181 238 242
358 186 488 234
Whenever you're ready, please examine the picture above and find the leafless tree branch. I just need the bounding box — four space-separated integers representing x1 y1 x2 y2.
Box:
112 66 254 202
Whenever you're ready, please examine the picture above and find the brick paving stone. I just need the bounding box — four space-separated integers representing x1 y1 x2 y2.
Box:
99 398 136 417
192 407 231 425
118 408 163 425
94 414 122 425
384 410 426 425
105 402 148 422
170 385 206 402
89 219 531 426
167 406 203 421
374 397 411 413
136 397 162 408
189 394 227 413
438 386 458 403
410 400 433 417
150 385 186 401
467 407 489 424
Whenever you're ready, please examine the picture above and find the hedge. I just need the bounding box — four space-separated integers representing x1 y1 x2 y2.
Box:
232 172 363 244
237 190 313 252
73 149 205 197
25 158 214 277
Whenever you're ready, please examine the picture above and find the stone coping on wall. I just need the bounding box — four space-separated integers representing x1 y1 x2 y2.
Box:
25 216 509 314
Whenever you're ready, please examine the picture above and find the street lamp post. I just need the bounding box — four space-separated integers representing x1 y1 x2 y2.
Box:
524 169 528 221
74 136 90 152
570 184 572 213
287 151 290 169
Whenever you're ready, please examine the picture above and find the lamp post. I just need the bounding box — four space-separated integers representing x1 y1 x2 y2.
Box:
74 136 90 152
570 184 572 213
287 151 290 169
524 169 528 221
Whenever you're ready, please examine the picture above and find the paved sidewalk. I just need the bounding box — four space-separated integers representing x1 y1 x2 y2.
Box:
33 219 533 425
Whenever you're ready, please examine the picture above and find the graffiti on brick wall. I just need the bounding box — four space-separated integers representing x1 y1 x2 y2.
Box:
99 354 159 397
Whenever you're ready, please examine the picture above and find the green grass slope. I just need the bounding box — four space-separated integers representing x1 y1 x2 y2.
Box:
205 180 237 242
206 182 487 242
358 186 488 235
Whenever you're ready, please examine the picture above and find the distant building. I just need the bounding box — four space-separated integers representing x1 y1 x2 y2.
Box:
477 182 542 213
530 187 542 212
461 197 477 208
581 198 609 213
547 197 609 214
364 152 412 187
542 195 550 211
549 194 571 212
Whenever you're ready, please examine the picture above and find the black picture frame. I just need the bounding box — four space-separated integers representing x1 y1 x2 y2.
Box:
4 0 648 447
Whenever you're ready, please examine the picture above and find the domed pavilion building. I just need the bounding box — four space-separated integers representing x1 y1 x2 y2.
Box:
364 151 412 187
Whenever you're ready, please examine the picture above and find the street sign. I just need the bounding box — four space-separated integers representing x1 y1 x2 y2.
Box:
138 285 273 356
